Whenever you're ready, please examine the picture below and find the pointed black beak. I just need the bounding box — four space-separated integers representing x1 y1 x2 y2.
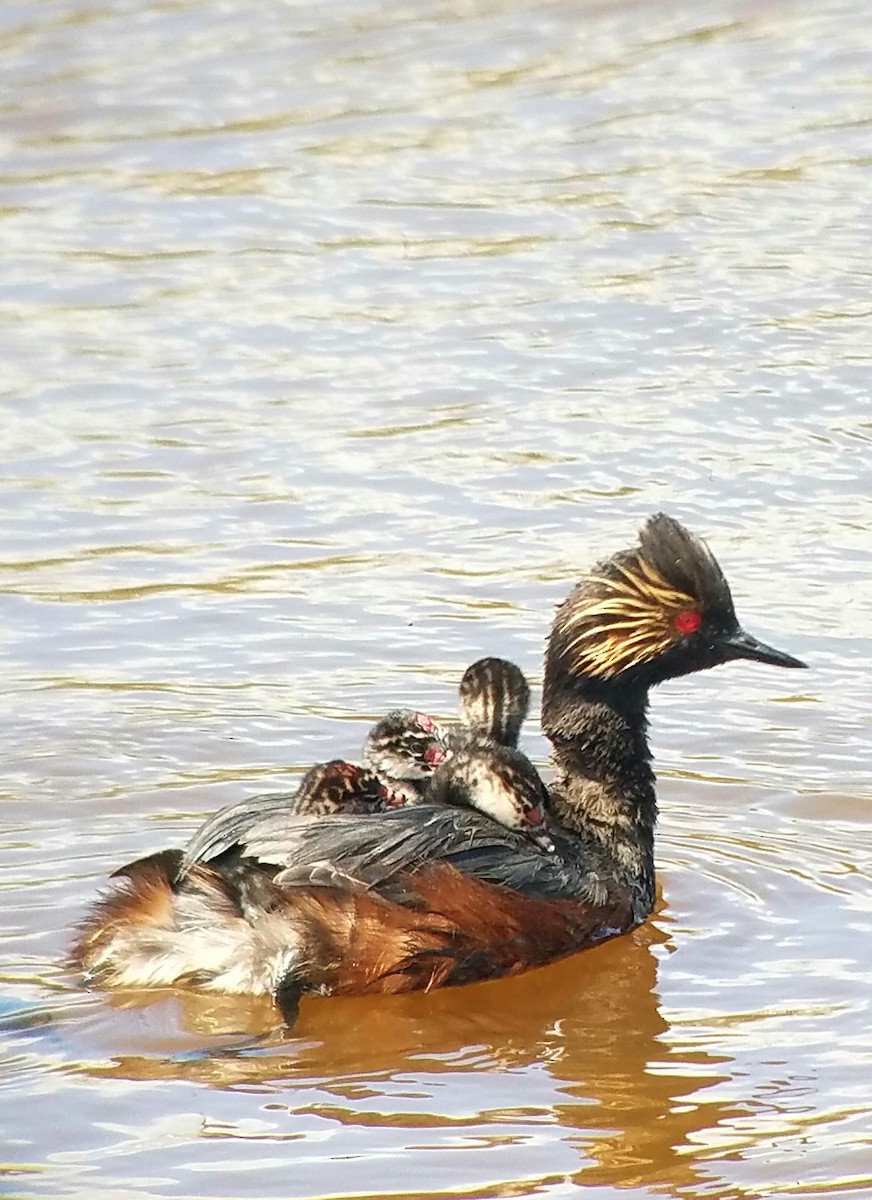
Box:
721 628 807 669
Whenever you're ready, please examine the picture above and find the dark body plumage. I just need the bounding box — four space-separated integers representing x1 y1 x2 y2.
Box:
70 514 805 1009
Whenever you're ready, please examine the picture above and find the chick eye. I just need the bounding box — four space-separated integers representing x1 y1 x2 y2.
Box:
674 609 701 634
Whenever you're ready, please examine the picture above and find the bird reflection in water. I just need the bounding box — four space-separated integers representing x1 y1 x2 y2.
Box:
79 910 744 1198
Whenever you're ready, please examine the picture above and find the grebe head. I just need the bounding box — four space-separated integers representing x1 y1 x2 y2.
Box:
363 709 450 782
292 759 402 815
430 742 555 853
546 513 806 700
458 656 531 748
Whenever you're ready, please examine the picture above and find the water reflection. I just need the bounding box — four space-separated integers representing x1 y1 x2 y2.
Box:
37 920 755 1197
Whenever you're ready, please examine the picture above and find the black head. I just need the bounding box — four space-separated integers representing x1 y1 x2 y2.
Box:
363 708 450 782
546 513 806 697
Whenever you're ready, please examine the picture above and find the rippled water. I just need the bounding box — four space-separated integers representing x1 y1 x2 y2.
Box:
1 0 871 1196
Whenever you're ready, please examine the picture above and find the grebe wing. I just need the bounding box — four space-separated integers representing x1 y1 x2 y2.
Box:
241 805 599 904
178 789 300 879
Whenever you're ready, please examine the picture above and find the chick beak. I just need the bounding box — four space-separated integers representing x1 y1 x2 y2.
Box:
721 628 807 669
528 828 557 853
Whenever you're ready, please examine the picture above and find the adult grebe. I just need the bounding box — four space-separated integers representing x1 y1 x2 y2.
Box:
70 514 805 1011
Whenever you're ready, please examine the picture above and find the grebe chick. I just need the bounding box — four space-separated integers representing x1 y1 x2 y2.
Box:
289 760 399 816
436 657 549 848
429 741 555 853
362 708 450 805
71 514 805 1007
456 656 531 749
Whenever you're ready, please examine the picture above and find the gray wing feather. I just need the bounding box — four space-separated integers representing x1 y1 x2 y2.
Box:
244 805 599 902
179 789 300 878
180 794 603 904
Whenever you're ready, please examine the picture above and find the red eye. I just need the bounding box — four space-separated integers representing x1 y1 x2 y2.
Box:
415 712 436 733
675 609 701 635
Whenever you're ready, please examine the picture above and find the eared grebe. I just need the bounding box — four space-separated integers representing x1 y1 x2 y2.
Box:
362 708 450 804
439 655 551 848
429 740 555 853
70 514 805 1010
281 759 398 816
456 656 531 748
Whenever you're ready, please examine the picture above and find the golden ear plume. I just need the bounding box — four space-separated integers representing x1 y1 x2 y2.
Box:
561 554 698 679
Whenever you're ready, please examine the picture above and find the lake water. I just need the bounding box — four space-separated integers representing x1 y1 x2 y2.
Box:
1 0 870 1196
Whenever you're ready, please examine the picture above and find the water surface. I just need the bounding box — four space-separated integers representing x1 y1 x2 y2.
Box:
1 0 871 1197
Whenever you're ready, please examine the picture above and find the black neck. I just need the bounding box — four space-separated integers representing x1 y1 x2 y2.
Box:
542 670 658 919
